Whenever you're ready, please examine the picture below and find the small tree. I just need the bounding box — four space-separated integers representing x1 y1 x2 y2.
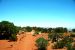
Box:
36 37 48 50
0 21 18 41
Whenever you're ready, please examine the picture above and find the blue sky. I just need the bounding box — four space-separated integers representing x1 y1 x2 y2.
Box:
0 0 75 28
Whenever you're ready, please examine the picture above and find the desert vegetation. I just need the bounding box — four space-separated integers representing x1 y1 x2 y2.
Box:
35 37 48 50
0 21 75 50
0 21 19 41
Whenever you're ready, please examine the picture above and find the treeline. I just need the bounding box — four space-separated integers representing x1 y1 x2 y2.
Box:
22 26 68 33
22 26 75 33
0 21 75 41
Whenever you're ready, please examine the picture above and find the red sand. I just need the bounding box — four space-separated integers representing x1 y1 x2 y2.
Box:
0 32 67 50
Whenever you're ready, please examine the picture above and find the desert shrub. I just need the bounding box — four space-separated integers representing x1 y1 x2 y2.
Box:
66 43 75 50
62 36 73 44
25 26 32 32
36 37 48 50
63 37 73 50
48 33 60 43
53 40 65 49
66 43 73 50
48 33 51 41
53 36 73 49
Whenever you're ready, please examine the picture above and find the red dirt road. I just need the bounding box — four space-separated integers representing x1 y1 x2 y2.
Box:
12 33 38 50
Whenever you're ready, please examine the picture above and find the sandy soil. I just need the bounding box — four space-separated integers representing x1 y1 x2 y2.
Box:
0 32 67 50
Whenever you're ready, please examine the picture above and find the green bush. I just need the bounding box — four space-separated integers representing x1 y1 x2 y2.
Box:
25 26 32 32
36 37 48 50
62 36 73 44
48 33 60 43
66 43 75 50
0 21 19 41
48 33 51 41
54 27 67 33
53 40 65 49
66 43 73 50
11 34 17 41
41 28 48 33
53 36 73 49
